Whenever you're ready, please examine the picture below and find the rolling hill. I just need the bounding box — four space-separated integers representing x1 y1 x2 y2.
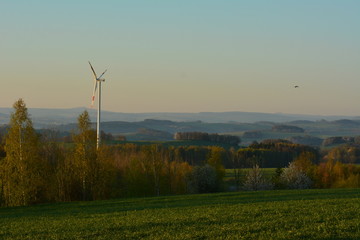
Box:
0 107 359 126
2 108 360 145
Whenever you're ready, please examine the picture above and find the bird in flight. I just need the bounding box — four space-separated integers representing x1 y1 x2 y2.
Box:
294 86 299 88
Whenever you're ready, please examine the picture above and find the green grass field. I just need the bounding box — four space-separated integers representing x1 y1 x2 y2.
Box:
224 168 276 190
1 188 359 239
225 168 276 179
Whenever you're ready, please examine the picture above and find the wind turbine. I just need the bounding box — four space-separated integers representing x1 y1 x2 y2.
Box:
89 61 107 149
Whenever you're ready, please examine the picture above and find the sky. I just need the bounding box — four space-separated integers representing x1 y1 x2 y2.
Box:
1 0 360 115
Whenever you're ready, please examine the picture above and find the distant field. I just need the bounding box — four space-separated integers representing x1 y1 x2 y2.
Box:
224 168 276 182
224 168 277 191
225 168 276 178
1 188 359 239
106 140 239 149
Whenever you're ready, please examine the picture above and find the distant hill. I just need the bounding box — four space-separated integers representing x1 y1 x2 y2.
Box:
272 125 305 133
2 108 360 145
54 120 262 136
0 112 9 124
333 119 360 127
20 118 360 145
0 107 358 127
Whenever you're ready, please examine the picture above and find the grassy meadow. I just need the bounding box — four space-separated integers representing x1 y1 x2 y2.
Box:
1 188 359 239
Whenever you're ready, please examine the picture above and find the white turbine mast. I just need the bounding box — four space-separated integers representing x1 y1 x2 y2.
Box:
89 61 107 149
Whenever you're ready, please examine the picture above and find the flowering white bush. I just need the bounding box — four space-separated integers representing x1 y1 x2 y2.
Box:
281 162 312 189
243 164 273 191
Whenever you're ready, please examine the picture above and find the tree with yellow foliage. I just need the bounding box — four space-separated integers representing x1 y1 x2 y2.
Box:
0 99 47 206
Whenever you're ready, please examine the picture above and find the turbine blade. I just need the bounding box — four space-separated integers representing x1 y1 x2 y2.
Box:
91 80 98 107
98 69 107 79
88 61 98 79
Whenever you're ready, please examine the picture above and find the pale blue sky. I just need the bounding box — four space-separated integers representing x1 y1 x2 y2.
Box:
1 1 360 115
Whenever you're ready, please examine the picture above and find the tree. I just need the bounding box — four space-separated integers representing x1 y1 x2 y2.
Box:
281 162 312 189
0 99 47 206
72 111 97 201
272 167 284 189
55 147 78 201
168 160 192 195
207 146 226 186
91 145 120 200
316 160 360 188
186 164 217 193
0 135 5 205
38 130 64 202
243 164 273 191
145 145 165 196
229 147 242 190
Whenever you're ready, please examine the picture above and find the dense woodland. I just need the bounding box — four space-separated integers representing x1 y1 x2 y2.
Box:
0 99 360 207
174 132 241 145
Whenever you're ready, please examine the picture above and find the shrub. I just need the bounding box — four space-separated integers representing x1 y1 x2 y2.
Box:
272 167 285 189
281 162 312 189
186 164 217 193
243 165 273 191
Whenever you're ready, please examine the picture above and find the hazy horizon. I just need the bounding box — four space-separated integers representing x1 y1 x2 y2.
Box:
2 106 360 119
2 1 360 115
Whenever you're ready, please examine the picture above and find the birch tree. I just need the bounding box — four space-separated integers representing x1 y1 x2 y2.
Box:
1 99 46 206
72 111 97 200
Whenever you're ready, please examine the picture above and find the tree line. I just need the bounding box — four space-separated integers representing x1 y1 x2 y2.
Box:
240 151 360 191
0 99 359 207
0 99 229 206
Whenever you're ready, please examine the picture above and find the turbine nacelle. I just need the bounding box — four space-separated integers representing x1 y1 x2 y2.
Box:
89 61 107 107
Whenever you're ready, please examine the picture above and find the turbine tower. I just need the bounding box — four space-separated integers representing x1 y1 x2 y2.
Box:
89 61 107 149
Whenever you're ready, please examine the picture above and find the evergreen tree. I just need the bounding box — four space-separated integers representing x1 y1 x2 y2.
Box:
0 99 46 206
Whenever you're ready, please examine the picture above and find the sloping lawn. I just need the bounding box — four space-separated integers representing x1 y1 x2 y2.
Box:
0 188 359 239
